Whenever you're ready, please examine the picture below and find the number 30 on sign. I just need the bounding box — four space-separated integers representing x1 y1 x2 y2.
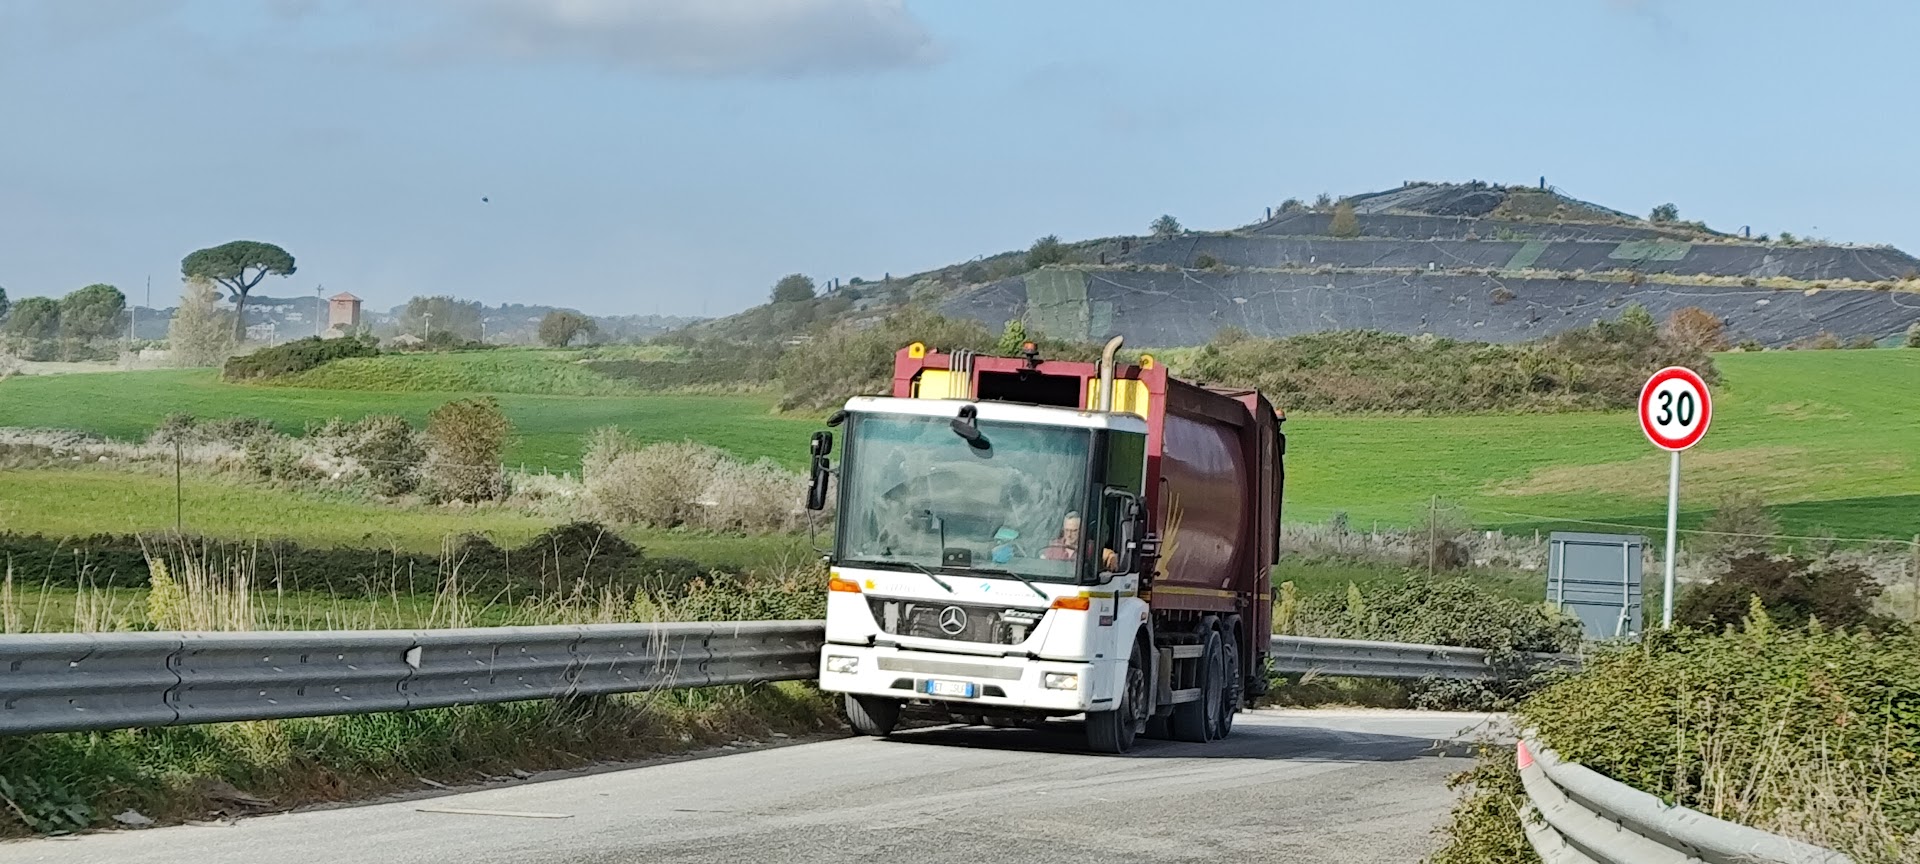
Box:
1638 366 1712 451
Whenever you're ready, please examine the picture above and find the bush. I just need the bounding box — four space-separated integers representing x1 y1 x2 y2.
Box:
1693 489 1779 562
1663 306 1729 352
1192 253 1219 269
421 397 510 503
348 415 425 497
587 440 723 528
1677 553 1884 631
1328 199 1360 238
1282 576 1581 710
241 431 317 483
537 310 596 347
1908 322 1920 348
1025 235 1068 269
701 458 804 533
222 335 377 381
1517 621 1920 857
775 309 995 411
1183 321 1716 414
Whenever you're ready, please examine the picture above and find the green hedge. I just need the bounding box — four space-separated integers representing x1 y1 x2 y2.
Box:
222 335 379 382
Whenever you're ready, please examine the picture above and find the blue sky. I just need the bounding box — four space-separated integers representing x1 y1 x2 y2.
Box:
3 0 1916 317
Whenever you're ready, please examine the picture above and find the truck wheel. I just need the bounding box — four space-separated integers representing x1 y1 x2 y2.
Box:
845 694 901 737
1171 630 1224 743
1085 643 1145 754
1215 627 1242 740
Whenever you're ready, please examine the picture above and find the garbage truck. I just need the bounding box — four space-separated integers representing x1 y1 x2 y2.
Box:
806 337 1284 753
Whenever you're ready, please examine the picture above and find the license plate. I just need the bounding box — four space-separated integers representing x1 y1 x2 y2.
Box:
923 679 977 699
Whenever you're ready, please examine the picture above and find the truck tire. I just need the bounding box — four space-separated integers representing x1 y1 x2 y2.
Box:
845 694 901 737
1215 627 1242 740
1171 630 1223 743
1085 642 1145 754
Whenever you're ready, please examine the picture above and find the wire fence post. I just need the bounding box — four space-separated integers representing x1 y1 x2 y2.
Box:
1911 535 1919 623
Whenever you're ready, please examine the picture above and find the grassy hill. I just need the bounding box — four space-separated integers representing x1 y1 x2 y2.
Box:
2 348 1915 543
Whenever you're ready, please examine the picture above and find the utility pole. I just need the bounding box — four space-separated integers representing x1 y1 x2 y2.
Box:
315 285 324 337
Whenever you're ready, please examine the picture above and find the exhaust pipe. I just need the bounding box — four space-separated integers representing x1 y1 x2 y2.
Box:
1098 335 1124 412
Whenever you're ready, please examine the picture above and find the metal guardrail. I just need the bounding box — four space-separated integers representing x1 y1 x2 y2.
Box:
1517 735 1853 864
1269 634 1579 681
1 622 1579 736
0 621 821 736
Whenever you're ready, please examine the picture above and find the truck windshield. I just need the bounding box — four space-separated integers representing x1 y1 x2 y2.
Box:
838 413 1092 583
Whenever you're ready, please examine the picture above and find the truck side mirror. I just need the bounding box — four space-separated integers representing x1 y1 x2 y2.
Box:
805 431 833 511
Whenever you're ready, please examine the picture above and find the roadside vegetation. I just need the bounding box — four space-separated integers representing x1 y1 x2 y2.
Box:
1433 517 1920 864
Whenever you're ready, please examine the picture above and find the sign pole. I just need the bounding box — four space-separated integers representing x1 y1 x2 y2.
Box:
1662 449 1680 628
1638 365 1711 631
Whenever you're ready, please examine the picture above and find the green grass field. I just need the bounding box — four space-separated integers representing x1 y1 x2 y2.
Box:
2 349 1915 546
1281 349 1920 538
0 468 812 564
0 368 816 471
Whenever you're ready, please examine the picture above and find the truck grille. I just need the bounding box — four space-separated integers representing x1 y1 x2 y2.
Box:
866 597 1044 646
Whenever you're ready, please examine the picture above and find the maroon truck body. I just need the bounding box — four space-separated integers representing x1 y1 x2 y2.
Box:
891 346 1285 677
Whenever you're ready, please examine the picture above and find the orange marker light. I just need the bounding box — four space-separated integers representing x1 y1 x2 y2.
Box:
1050 596 1091 611
828 576 863 593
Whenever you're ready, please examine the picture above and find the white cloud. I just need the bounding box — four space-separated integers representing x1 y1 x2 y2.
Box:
444 0 941 77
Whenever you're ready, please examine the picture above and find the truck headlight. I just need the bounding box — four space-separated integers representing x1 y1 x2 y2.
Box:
826 655 859 674
1042 673 1079 691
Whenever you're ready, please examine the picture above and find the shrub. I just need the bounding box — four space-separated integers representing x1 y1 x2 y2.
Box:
587 440 723 528
222 335 377 381
1026 235 1069 269
421 397 510 503
992 319 1030 356
1328 199 1360 238
1192 253 1218 269
348 415 425 497
1150 214 1182 237
1909 322 1920 348
1677 553 1883 631
1616 302 1656 334
241 431 316 483
1649 202 1679 223
1282 576 1580 710
1694 489 1779 562
1516 621 1920 857
1663 306 1729 353
537 311 596 347
1183 322 1715 414
1488 287 1517 305
770 274 816 304
775 309 995 411
701 458 804 533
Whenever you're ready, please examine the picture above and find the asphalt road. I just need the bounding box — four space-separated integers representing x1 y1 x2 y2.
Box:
9 709 1503 864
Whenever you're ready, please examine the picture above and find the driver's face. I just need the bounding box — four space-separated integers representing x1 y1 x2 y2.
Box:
1062 518 1081 543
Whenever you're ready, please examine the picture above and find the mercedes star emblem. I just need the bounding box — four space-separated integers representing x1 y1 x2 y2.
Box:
938 605 968 635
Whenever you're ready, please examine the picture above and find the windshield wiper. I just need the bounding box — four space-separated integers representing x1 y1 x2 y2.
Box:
844 558 953 593
966 566 1050 601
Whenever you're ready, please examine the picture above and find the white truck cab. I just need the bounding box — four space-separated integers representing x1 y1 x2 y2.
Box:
809 395 1156 752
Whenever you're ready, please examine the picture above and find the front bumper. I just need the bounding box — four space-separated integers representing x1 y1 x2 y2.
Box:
818 644 1102 713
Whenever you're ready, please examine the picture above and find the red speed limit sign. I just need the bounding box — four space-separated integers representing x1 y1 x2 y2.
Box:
1638 366 1712 451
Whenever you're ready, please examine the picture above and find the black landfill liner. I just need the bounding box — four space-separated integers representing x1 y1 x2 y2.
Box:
1126 235 1920 284
943 269 1920 348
